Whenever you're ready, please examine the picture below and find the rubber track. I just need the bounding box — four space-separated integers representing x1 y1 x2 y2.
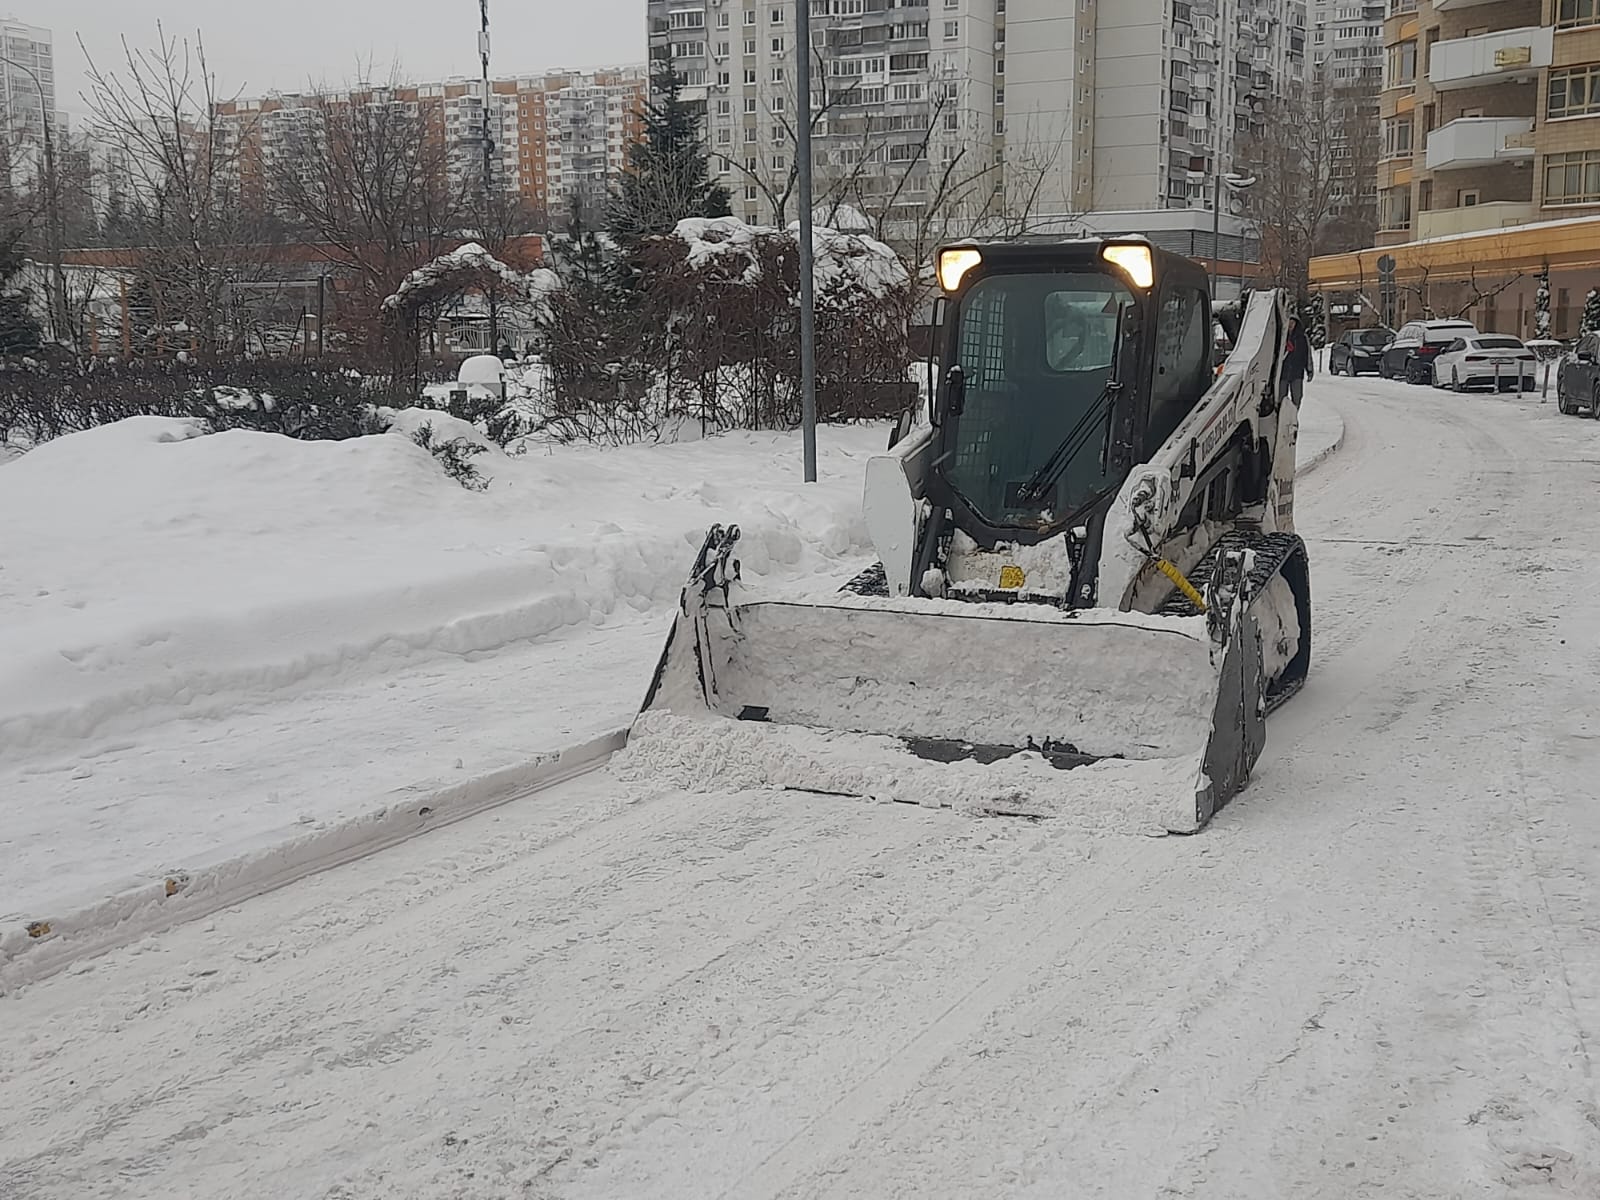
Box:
1158 529 1308 713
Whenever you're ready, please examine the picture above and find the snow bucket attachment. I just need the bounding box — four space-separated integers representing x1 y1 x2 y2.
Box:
625 526 1267 834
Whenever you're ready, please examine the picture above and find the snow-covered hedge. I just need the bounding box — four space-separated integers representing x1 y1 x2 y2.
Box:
521 216 916 446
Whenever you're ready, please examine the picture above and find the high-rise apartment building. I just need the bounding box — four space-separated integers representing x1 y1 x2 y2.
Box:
1375 0 1600 245
1311 0 1386 84
0 17 55 145
215 67 647 221
645 0 1306 232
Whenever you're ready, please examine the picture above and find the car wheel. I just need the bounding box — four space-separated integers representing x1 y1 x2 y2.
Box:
1592 383 1600 420
1451 368 1462 392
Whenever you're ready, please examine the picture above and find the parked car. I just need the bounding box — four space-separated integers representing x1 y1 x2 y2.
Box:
1556 332 1600 417
1379 319 1479 383
1430 334 1537 392
1328 328 1394 376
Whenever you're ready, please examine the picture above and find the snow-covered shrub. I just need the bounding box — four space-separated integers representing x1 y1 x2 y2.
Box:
525 215 914 445
0 359 394 451
409 420 488 491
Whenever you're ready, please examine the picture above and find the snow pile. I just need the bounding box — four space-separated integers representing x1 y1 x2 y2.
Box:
616 712 1202 835
0 416 884 921
786 220 909 301
381 242 533 313
674 216 769 284
671 215 910 299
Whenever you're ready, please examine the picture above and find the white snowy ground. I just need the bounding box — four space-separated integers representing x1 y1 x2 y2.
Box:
0 401 1342 935
0 417 880 927
16 382 1600 1199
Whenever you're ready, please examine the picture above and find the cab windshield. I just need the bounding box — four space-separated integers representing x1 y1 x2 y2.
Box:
944 272 1133 527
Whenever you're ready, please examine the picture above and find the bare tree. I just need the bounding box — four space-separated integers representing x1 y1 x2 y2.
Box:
269 79 467 367
1237 76 1381 301
80 26 276 359
1396 253 1523 323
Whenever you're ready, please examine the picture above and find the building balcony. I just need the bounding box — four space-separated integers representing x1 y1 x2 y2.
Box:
1425 116 1535 171
1429 26 1552 91
1415 200 1537 240
1430 0 1509 10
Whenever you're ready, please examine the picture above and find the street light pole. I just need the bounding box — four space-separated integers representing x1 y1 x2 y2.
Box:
795 0 818 482
478 0 499 354
1210 170 1256 301
1211 173 1221 298
4 56 68 349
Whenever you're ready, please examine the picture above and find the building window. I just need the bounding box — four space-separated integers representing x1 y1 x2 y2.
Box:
1381 115 1413 159
1380 184 1412 230
1557 0 1600 30
1545 149 1600 205
1549 65 1600 119
1385 40 1416 89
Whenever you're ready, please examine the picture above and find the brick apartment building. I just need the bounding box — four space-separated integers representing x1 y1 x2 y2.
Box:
1312 0 1600 337
214 67 647 222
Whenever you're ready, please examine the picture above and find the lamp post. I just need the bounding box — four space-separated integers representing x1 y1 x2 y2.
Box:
795 0 817 482
477 0 499 354
3 55 68 348
1210 170 1256 300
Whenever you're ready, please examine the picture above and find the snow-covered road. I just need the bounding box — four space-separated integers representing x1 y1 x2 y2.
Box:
6 380 1600 1198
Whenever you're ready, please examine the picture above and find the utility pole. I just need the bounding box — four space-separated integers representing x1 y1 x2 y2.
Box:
4 56 68 349
795 0 818 482
478 0 499 354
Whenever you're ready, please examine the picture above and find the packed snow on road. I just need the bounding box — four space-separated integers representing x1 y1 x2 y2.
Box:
5 380 1600 1199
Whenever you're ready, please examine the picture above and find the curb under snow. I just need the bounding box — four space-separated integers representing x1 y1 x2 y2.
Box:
3 414 1349 991
1296 406 1347 479
0 729 626 994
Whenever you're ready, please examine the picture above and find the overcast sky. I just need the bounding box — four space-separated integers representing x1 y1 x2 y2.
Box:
47 0 646 116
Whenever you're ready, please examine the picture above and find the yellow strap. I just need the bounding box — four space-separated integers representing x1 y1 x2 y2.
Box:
1154 557 1208 613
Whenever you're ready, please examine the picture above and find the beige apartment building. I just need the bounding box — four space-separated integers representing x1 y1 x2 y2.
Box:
1312 0 1600 335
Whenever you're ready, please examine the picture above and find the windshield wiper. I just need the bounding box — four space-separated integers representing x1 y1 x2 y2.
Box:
1014 380 1123 507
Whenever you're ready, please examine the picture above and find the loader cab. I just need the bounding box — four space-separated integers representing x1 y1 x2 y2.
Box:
929 239 1214 546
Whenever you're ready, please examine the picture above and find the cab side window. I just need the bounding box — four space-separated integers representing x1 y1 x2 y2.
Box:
1149 285 1212 450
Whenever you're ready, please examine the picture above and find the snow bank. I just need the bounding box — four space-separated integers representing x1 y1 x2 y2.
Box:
0 416 883 925
0 419 879 760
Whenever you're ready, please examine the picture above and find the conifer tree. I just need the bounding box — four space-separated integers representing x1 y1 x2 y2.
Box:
607 65 732 249
1581 287 1600 336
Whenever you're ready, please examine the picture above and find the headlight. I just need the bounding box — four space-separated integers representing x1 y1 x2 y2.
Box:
1101 243 1154 290
937 247 983 293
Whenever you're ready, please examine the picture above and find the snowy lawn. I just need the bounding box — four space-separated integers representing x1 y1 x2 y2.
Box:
0 417 882 923
0 398 1344 927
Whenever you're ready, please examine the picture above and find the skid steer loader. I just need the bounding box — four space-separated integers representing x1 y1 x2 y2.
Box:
627 237 1311 833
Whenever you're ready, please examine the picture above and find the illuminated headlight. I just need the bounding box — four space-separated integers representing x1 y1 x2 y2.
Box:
1101 243 1154 290
937 247 983 293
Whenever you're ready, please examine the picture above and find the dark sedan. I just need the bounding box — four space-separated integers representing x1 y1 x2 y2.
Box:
1328 328 1393 376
